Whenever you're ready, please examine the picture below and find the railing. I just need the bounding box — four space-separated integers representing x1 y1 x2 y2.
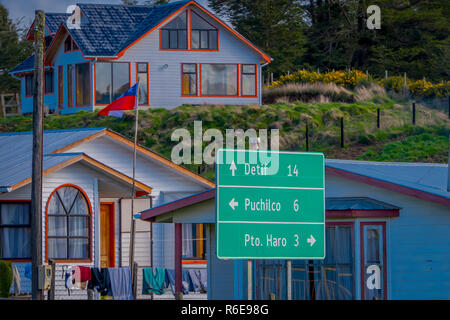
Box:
0 93 21 117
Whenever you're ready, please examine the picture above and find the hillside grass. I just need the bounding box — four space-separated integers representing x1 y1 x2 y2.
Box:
0 96 448 180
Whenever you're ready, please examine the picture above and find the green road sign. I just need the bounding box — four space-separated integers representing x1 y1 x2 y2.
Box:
216 149 325 260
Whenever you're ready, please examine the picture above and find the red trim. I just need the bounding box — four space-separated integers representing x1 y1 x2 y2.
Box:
74 62 91 107
181 63 198 97
198 63 240 97
190 9 219 52
326 166 450 207
100 202 115 268
45 184 93 264
67 64 74 108
241 64 258 98
182 260 207 265
360 222 388 300
136 62 150 106
326 209 399 218
141 189 215 221
58 66 64 109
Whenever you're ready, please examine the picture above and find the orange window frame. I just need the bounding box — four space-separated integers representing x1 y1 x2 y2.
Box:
159 10 189 51
199 63 240 97
181 63 198 97
190 9 219 52
75 62 91 107
100 202 115 268
136 62 150 106
45 184 93 263
94 62 131 107
241 64 258 98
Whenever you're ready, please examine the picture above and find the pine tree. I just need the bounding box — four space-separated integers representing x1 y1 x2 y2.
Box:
0 5 33 94
208 0 307 77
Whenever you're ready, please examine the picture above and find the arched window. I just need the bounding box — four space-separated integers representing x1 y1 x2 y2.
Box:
46 185 91 260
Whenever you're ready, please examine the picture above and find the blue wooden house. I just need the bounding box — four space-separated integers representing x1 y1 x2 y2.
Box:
9 1 271 115
140 159 450 300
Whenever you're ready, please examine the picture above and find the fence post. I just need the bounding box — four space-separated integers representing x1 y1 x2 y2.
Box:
340 117 344 148
305 122 309 151
377 108 380 129
132 261 138 300
48 259 56 300
412 102 416 125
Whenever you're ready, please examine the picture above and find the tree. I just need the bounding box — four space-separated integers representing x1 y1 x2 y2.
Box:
208 0 307 77
0 5 33 94
121 0 139 5
144 0 169 5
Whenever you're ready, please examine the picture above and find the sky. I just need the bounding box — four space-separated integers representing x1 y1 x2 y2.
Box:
1 0 210 28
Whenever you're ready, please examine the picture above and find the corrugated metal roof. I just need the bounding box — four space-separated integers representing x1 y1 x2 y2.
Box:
0 128 105 189
0 154 81 189
325 159 449 200
325 197 400 210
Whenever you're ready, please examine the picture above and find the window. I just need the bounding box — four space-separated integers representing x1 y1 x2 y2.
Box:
201 64 238 96
44 70 54 94
191 11 218 50
255 223 355 300
0 203 31 260
47 186 91 260
58 66 64 108
75 63 90 107
64 36 79 52
45 36 53 51
361 222 386 300
25 75 33 97
242 65 257 96
95 62 130 105
182 64 197 96
137 63 149 105
161 11 187 50
67 65 73 107
182 224 205 259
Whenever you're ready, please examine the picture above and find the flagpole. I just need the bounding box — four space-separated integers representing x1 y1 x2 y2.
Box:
129 81 140 298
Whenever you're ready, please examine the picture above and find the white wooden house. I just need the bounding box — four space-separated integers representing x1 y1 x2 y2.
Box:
0 128 214 299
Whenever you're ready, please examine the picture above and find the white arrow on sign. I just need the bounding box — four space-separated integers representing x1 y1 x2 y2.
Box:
229 198 239 210
307 235 316 247
230 160 237 176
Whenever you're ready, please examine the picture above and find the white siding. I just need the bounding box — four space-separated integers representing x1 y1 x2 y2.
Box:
325 174 450 300
108 5 263 109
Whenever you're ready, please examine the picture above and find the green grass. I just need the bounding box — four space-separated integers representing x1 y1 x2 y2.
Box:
0 96 448 179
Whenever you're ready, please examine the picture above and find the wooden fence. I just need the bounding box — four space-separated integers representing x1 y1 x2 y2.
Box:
0 93 21 117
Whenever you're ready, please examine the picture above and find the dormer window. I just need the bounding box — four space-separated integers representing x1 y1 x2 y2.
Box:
191 11 218 50
160 11 187 50
64 35 79 53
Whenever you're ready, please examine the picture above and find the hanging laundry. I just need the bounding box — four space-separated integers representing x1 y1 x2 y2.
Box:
24 263 32 280
142 268 166 295
12 264 21 296
73 266 91 290
107 267 133 300
87 268 112 296
198 269 207 292
187 269 201 293
63 266 74 296
165 269 190 295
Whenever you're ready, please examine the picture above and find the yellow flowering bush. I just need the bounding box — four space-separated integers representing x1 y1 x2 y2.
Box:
269 69 449 98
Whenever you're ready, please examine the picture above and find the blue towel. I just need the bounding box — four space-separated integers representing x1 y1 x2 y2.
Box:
107 268 133 300
24 263 32 280
165 269 190 295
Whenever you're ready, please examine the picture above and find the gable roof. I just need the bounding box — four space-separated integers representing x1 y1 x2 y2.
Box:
41 1 271 64
326 159 450 206
9 55 36 74
0 152 152 194
0 128 214 190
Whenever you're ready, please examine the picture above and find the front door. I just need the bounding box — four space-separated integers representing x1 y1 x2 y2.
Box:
100 203 114 268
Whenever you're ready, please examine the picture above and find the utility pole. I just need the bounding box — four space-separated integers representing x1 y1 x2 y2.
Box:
31 10 45 301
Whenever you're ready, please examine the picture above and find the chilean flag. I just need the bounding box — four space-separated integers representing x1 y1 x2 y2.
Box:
98 82 139 118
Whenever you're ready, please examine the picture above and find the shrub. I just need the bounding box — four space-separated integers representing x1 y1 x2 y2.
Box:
263 83 355 104
0 261 13 298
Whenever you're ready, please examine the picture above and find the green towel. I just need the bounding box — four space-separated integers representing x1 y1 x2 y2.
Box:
142 268 166 295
